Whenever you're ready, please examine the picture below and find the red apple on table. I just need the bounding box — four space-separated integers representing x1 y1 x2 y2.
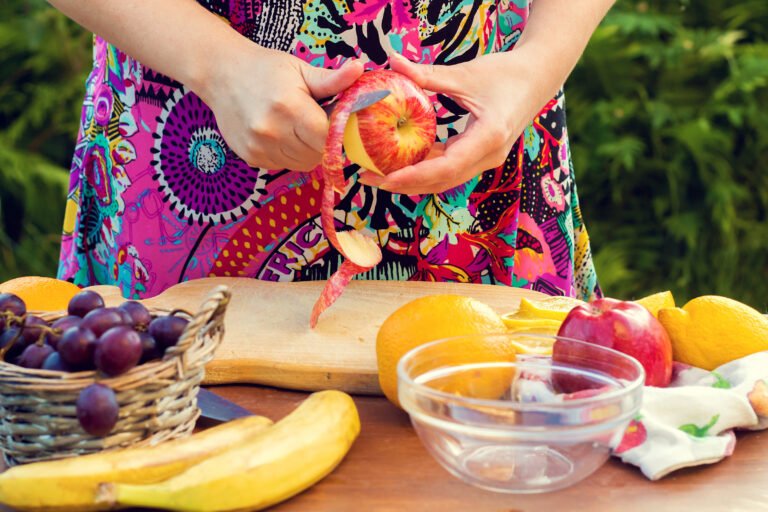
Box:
553 298 673 389
341 70 437 176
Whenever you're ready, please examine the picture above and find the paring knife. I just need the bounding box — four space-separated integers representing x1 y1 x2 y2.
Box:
197 387 253 423
322 89 391 117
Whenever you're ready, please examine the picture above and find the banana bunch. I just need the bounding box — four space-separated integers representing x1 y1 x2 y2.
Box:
0 390 360 511
0 413 274 511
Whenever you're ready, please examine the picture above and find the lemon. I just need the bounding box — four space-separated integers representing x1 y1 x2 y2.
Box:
505 334 556 356
635 290 675 318
658 295 768 370
376 295 510 407
500 314 562 334
0 276 81 312
515 296 586 321
499 296 585 338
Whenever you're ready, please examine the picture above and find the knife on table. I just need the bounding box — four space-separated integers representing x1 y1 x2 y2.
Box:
197 387 253 423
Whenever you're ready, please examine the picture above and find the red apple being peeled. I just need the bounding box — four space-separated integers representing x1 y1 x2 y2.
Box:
341 70 436 176
553 298 673 389
310 69 435 328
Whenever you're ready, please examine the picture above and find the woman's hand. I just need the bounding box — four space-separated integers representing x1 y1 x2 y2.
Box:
357 0 617 195
357 52 549 195
198 42 364 171
48 0 364 172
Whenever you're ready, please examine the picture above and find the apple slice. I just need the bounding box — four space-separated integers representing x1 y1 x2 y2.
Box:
336 230 382 267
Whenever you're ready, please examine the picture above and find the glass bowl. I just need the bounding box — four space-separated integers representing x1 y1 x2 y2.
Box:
397 334 644 494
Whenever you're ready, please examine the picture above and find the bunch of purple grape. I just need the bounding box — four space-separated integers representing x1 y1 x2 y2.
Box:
0 290 190 437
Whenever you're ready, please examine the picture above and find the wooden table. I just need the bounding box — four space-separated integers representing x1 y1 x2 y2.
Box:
208 385 767 512
2 385 766 512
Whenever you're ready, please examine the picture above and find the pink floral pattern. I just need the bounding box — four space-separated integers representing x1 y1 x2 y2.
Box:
58 0 601 301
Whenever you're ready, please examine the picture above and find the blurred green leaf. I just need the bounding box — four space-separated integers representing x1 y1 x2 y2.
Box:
0 0 89 281
571 0 768 310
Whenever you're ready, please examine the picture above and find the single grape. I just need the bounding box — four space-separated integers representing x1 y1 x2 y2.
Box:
116 308 134 327
58 327 97 367
17 343 55 369
81 308 126 338
94 326 142 376
48 316 83 349
68 291 105 318
0 328 23 361
76 384 119 436
19 315 48 346
0 293 26 330
42 352 72 372
149 316 190 351
118 301 152 330
138 332 161 364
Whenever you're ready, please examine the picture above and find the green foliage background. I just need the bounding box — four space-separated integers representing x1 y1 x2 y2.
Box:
1 0 766 309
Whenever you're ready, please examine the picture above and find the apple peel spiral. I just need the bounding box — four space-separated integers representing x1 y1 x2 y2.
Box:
310 70 436 328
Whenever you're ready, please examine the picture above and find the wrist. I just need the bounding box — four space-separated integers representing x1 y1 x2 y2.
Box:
183 24 259 104
507 45 565 102
489 50 556 125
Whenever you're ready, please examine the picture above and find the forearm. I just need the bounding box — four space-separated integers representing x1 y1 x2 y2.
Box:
47 0 250 98
512 0 616 105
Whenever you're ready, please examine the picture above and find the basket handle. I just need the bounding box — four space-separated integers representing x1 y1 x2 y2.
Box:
174 285 232 353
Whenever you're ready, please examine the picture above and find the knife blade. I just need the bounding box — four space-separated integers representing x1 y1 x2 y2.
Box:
322 89 391 117
197 387 253 423
350 89 391 113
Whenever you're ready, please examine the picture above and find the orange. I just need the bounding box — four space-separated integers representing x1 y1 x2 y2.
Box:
376 295 511 407
0 276 81 312
410 334 520 400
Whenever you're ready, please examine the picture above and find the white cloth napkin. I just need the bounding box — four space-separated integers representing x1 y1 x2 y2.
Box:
612 351 768 480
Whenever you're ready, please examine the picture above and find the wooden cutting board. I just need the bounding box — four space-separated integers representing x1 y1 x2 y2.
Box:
90 278 545 394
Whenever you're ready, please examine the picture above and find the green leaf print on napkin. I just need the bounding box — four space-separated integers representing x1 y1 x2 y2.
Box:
711 372 732 389
679 414 720 438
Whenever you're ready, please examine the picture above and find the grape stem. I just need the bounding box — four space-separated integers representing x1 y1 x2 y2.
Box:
0 327 22 360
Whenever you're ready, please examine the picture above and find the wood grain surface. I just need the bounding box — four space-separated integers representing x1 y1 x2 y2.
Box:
1 385 766 512
91 278 545 394
150 386 768 512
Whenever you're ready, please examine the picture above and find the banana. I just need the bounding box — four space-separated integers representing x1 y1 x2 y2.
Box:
105 390 361 512
0 413 273 511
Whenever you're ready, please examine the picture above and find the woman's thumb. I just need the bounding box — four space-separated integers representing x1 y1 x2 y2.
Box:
302 59 365 100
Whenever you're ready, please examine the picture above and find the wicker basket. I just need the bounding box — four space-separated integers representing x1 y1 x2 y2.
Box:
0 285 231 466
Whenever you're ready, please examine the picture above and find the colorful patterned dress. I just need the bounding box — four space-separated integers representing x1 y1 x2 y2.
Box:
58 0 602 301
